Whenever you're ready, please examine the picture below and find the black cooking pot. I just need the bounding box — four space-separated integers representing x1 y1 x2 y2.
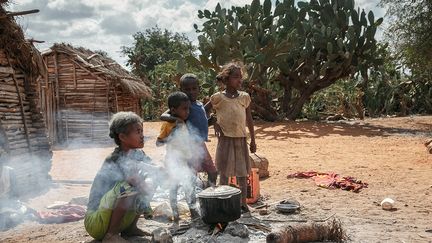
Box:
197 186 241 224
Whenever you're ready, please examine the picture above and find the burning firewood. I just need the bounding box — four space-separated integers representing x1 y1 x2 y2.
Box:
207 223 225 242
266 219 347 243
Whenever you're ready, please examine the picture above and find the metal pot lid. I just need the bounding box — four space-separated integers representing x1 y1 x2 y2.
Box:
198 185 241 199
275 199 300 213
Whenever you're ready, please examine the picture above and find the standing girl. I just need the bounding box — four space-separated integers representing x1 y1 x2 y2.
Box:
208 62 256 213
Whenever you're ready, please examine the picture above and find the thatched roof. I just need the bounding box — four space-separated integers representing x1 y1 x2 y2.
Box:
0 2 46 80
43 43 152 98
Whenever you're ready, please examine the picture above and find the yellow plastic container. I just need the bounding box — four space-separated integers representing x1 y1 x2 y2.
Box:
228 168 260 204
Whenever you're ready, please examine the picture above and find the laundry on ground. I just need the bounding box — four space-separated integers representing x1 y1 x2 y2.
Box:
287 171 368 192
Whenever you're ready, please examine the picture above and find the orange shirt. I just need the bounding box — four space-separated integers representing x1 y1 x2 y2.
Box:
157 121 177 141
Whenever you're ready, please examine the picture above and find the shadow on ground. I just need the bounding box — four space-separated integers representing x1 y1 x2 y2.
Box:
253 119 432 141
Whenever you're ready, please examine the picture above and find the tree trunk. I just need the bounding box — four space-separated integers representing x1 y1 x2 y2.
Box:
286 88 314 120
247 78 278 121
355 89 365 119
356 71 369 119
251 102 277 121
282 82 292 113
285 70 349 120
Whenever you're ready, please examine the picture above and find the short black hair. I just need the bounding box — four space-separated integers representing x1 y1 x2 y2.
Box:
168 91 189 109
109 112 143 146
179 73 198 88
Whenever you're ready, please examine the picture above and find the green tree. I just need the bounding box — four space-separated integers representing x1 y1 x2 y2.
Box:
379 0 432 113
122 26 195 79
302 41 431 119
188 0 383 120
122 27 198 119
380 0 432 79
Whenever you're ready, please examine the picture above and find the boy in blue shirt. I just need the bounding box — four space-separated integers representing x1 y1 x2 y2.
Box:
161 74 217 187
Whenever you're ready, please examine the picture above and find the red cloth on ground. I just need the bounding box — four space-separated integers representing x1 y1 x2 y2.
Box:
287 171 368 193
313 172 338 188
36 204 86 224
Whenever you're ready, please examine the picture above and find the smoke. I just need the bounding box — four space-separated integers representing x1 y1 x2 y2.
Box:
0 153 50 231
164 123 204 196
163 124 204 188
50 145 111 183
0 108 114 231
120 122 206 204
0 109 208 232
55 109 115 146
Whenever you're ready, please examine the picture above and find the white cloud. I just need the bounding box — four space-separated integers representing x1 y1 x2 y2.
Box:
356 0 386 18
9 0 384 68
134 1 200 33
58 19 100 38
355 0 387 40
204 0 252 9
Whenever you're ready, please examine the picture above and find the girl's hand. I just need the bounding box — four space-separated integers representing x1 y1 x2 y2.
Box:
249 140 257 153
138 178 155 195
208 114 217 127
126 174 141 188
214 123 223 137
127 174 154 194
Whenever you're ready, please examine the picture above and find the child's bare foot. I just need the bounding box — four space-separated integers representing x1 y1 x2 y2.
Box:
191 217 206 229
121 226 152 237
190 208 200 220
241 205 252 218
241 205 250 213
168 220 179 234
102 233 129 243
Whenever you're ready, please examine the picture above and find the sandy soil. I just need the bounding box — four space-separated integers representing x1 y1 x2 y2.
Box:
0 116 431 242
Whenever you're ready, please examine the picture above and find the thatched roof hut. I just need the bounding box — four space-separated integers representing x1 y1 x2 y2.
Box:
0 2 52 195
41 43 151 144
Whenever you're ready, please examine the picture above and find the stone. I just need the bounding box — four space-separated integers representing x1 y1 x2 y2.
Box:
152 227 173 243
224 222 249 238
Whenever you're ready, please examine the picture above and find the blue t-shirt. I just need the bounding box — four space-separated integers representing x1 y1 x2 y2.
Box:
87 148 155 211
187 101 208 142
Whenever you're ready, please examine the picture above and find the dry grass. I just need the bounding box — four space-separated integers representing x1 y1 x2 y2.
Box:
0 1 45 80
47 43 152 98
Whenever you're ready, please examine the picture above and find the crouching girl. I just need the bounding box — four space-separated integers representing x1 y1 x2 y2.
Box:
85 112 157 243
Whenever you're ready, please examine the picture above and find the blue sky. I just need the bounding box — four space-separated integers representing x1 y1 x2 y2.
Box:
9 0 385 67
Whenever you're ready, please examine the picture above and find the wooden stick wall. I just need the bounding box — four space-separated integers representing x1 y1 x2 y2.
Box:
0 49 50 155
0 48 52 195
42 52 141 144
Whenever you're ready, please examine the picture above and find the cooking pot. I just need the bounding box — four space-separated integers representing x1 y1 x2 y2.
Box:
197 185 241 224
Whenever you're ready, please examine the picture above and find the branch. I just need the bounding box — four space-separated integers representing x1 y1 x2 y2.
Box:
0 9 39 19
248 81 271 94
287 62 309 91
314 67 351 91
26 38 45 44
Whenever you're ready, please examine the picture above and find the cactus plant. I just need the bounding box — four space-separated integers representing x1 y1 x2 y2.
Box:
188 0 383 120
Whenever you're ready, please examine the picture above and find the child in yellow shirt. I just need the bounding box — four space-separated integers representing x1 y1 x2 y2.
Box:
156 92 200 225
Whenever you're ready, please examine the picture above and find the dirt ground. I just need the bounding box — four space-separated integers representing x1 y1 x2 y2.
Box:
0 116 431 242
